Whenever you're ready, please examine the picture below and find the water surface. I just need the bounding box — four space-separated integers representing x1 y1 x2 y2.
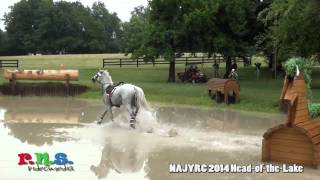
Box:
0 97 319 180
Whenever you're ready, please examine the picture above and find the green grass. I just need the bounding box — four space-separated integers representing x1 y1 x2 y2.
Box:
1 54 320 113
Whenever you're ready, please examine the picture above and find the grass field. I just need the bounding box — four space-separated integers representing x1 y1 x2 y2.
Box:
1 54 320 113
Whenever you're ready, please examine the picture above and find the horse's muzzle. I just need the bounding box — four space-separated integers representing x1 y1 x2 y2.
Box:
91 78 96 82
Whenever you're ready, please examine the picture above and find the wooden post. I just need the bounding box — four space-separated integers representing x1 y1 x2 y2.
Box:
224 90 228 104
120 58 122 68
261 139 270 161
136 59 139 68
65 74 70 96
153 59 155 67
10 73 16 95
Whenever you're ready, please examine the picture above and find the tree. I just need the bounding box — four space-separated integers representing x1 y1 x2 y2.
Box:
4 0 54 54
0 30 8 54
125 0 258 82
205 0 257 71
91 2 122 53
3 0 123 54
258 0 320 63
122 6 149 56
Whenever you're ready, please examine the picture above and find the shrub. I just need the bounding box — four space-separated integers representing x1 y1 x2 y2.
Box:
285 57 312 98
308 103 320 119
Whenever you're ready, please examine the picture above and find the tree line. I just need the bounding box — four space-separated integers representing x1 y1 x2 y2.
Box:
0 0 319 82
0 0 123 55
123 0 319 81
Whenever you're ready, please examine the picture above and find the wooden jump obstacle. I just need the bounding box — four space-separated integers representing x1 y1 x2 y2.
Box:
207 78 240 104
3 68 79 95
262 73 320 168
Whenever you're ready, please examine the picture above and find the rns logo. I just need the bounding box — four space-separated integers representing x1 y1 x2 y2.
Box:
18 152 74 172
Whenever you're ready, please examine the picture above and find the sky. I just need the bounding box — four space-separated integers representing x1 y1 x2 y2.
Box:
0 0 148 30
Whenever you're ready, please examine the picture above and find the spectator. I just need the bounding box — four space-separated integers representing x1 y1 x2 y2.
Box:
213 62 219 78
255 63 261 80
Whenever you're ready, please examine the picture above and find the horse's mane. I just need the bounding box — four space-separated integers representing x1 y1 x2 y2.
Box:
101 70 113 84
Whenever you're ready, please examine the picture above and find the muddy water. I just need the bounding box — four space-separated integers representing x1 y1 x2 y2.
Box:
0 97 319 180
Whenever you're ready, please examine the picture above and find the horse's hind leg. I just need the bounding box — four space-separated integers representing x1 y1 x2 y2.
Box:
126 105 137 129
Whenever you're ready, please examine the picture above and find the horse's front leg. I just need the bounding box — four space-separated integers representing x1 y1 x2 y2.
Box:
110 108 114 122
98 102 112 124
98 94 113 125
97 108 109 125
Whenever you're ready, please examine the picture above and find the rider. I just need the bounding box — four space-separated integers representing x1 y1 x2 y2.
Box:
228 69 238 80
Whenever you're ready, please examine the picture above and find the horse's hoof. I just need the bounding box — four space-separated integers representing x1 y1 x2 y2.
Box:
97 121 102 125
130 124 136 129
146 128 153 133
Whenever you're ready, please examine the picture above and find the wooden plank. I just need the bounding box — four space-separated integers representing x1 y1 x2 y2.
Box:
270 156 313 166
275 127 303 134
270 144 313 155
293 80 306 87
210 82 225 86
294 119 309 125
300 121 320 130
312 134 320 144
297 100 308 107
296 120 315 127
293 86 308 92
212 84 225 88
307 128 320 138
270 150 313 161
294 115 309 124
270 136 309 144
296 103 307 109
261 139 269 161
271 132 308 141
270 139 313 149
295 109 309 117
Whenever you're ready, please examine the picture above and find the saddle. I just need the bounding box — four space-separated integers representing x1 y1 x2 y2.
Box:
106 82 124 95
105 82 124 107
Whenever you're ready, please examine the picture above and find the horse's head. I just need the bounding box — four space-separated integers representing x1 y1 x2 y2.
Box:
92 70 113 85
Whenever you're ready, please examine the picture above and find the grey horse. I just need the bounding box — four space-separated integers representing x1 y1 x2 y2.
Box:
91 70 149 129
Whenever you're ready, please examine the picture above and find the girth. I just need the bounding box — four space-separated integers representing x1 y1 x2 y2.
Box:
105 82 124 107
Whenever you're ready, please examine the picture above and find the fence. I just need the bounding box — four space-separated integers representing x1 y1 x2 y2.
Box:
0 60 19 68
102 55 251 68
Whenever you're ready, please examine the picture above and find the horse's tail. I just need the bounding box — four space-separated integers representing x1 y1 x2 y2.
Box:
134 86 150 110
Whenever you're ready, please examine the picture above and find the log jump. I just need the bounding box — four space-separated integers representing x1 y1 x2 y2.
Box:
4 69 79 81
3 68 79 95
